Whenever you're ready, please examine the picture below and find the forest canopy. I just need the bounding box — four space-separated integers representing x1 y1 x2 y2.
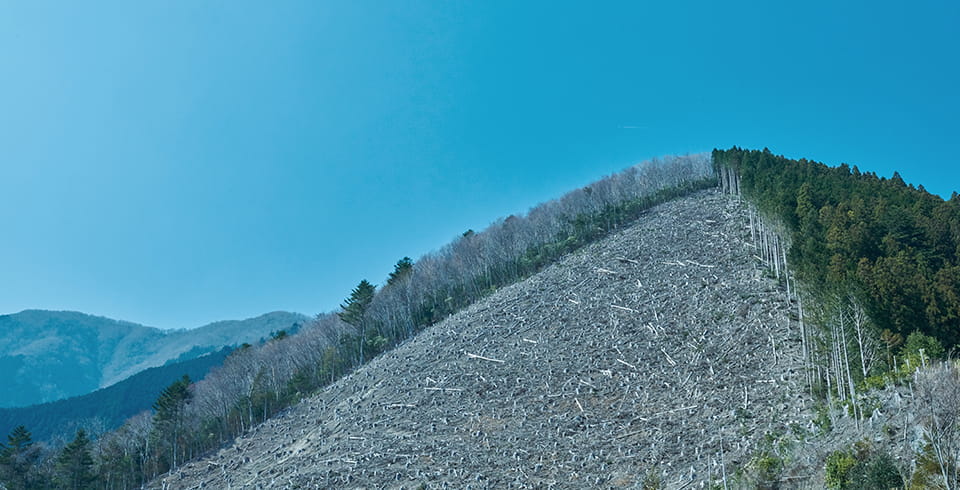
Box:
713 147 960 348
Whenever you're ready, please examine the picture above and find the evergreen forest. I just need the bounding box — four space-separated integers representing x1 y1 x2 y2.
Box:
714 147 960 350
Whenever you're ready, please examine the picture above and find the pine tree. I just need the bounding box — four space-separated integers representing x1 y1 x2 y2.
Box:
890 171 906 187
4 426 31 454
339 280 376 326
56 429 96 490
339 280 377 363
0 425 44 489
151 375 192 471
386 257 414 286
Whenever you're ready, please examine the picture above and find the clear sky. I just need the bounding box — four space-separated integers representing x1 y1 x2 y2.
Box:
1 1 957 328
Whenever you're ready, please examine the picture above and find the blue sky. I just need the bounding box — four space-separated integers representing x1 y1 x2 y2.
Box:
1 1 957 328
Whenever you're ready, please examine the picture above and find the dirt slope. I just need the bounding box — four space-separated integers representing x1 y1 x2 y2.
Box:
155 190 810 489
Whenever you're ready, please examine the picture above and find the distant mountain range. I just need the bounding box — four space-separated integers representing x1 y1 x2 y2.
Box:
0 310 308 408
0 346 235 442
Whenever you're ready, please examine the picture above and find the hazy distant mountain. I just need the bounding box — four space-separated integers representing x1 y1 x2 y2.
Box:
0 310 307 408
0 346 234 442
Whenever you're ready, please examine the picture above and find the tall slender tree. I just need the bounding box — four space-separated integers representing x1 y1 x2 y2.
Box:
340 280 377 363
151 375 192 471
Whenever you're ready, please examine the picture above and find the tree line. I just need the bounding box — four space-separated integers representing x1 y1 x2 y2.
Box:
715 147 960 349
716 147 960 488
715 146 960 415
0 154 714 488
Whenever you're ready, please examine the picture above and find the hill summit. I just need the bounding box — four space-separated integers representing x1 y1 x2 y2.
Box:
155 190 809 488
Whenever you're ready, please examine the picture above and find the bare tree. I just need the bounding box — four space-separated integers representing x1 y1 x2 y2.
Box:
849 294 880 379
916 362 960 489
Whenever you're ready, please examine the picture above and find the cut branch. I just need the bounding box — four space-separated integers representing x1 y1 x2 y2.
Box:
466 353 506 363
616 359 636 369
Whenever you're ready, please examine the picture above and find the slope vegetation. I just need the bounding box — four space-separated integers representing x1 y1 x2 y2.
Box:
714 147 960 349
157 190 809 489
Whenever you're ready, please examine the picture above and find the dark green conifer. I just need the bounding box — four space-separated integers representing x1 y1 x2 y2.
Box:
339 280 377 363
151 375 192 470
0 425 48 489
56 429 96 490
386 257 414 286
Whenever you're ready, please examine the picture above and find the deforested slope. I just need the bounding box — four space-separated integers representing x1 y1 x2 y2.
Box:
156 190 809 489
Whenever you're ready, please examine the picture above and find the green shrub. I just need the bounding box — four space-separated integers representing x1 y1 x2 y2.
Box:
908 443 941 489
746 451 783 489
825 450 856 489
863 374 889 390
641 469 662 490
827 442 903 490
814 403 833 434
854 451 902 490
896 332 945 376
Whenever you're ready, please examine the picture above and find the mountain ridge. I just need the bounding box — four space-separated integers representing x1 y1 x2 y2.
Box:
0 346 234 443
0 310 308 408
152 189 811 488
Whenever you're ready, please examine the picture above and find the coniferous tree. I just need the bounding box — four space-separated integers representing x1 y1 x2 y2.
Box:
339 280 377 363
339 280 376 326
55 429 96 490
0 425 45 489
386 257 414 286
151 375 192 471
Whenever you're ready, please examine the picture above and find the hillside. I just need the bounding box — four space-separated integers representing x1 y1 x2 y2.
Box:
714 147 960 349
0 347 233 443
0 310 307 407
155 190 811 488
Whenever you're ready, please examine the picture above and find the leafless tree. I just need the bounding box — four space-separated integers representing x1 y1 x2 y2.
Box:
916 362 960 490
849 294 880 379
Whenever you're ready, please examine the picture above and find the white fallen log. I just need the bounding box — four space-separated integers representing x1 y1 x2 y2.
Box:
616 359 636 369
467 353 505 363
660 347 677 366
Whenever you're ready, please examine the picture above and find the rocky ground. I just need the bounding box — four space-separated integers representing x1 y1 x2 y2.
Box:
153 190 815 489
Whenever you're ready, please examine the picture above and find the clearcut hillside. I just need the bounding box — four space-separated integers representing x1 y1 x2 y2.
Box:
155 190 811 489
